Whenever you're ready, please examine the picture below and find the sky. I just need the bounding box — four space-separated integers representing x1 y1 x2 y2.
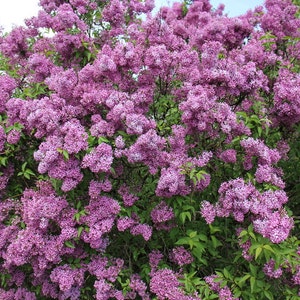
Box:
0 0 265 32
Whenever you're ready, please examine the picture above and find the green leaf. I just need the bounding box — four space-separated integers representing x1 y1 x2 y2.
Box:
209 224 221 234
65 241 75 248
188 231 197 238
238 230 248 237
211 236 222 248
0 156 8 166
98 136 110 144
223 268 232 280
192 247 203 261
73 213 80 222
180 211 191 223
255 247 262 260
175 237 190 246
77 226 84 238
263 244 275 253
24 173 31 180
20 222 26 229
257 126 262 137
62 149 69 160
76 201 82 210
249 230 256 240
193 241 206 253
250 276 256 293
188 239 194 249
25 169 35 175
21 162 27 172
198 234 208 242
249 264 258 276
57 148 69 160
263 289 274 300
238 274 251 286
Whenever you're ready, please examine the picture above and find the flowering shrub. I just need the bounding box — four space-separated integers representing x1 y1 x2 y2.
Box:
0 0 300 299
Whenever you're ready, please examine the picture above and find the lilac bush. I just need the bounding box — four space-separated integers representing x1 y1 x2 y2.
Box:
0 0 300 299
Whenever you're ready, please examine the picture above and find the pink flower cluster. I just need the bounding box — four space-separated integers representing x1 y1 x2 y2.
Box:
150 269 199 300
151 201 175 230
0 0 299 298
201 178 293 243
169 246 194 266
205 275 239 300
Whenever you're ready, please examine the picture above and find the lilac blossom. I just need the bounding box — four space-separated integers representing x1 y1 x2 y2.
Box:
6 129 21 145
0 0 299 298
205 275 238 300
130 223 153 241
169 246 194 266
151 201 175 230
118 184 139 207
219 149 237 164
82 143 113 173
0 75 17 112
263 259 283 279
50 265 85 292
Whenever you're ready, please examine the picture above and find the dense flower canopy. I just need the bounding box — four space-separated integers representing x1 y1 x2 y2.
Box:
0 0 300 299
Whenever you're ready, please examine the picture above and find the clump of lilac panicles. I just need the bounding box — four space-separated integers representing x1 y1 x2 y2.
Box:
118 184 139 207
0 75 17 113
0 0 300 298
130 223 153 241
50 265 85 293
201 178 293 244
219 149 237 164
169 246 194 266
150 269 199 300
82 143 113 173
80 195 120 249
263 259 283 279
151 201 175 230
128 274 150 299
236 228 253 261
6 129 21 145
205 275 239 300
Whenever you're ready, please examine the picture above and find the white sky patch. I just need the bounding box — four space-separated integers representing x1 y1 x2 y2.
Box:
0 0 39 32
210 0 264 16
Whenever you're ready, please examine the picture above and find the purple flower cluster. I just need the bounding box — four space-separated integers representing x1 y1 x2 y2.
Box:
169 246 194 266
149 250 164 275
87 256 124 299
80 195 120 249
82 143 113 173
201 178 293 243
263 259 283 279
236 228 253 261
50 265 84 292
151 201 175 230
0 0 299 298
240 138 281 171
179 86 250 139
156 167 190 198
0 75 16 113
272 69 300 127
128 274 150 299
205 275 239 300
219 149 237 164
118 184 139 207
126 129 168 175
0 287 36 300
150 269 199 300
116 214 152 241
